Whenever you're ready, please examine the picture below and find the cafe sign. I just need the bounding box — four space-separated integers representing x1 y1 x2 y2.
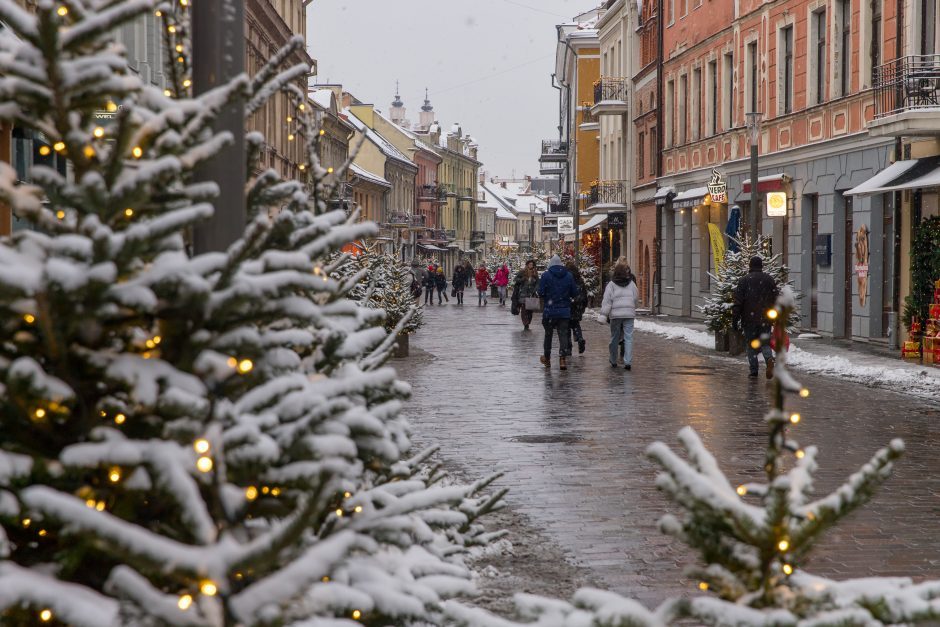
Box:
707 169 727 203
766 191 788 217
557 215 575 235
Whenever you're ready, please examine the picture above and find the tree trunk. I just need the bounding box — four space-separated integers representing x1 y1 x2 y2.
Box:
394 333 410 358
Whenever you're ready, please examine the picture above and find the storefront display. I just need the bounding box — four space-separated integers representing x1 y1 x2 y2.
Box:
920 279 940 365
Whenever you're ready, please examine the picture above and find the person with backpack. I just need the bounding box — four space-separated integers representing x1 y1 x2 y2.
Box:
474 263 492 306
600 259 639 370
565 260 588 354
732 255 780 379
538 255 579 370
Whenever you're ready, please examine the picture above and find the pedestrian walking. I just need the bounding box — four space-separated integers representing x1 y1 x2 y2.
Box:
474 263 492 306
423 264 437 306
511 259 540 331
494 263 510 306
732 255 780 379
452 264 466 305
463 260 474 289
412 261 428 303
434 267 448 304
565 260 588 354
600 260 639 370
538 255 579 370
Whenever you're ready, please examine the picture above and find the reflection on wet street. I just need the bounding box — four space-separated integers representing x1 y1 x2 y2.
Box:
395 302 940 605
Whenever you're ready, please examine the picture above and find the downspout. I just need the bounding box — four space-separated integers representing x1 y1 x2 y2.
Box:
654 0 665 314
890 0 904 348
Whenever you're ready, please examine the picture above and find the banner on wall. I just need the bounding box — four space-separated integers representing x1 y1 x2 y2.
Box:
707 223 726 270
855 224 870 306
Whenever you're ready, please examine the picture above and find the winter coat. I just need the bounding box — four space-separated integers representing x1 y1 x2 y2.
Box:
463 263 474 287
422 272 436 290
433 273 447 290
452 267 466 291
494 265 510 287
732 270 779 331
413 265 428 285
475 268 492 291
537 265 579 319
600 274 639 320
512 270 539 304
570 275 588 322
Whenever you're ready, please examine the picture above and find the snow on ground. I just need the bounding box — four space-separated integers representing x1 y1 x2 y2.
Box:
626 317 940 402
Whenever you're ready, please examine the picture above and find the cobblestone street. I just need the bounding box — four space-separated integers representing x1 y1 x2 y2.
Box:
396 302 940 606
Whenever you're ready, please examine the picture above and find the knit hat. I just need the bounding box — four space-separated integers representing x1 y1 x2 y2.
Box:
437 267 444 273
548 254 563 268
749 256 763 271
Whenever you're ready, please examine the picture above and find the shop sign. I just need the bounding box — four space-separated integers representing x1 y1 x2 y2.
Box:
814 234 831 267
766 191 787 217
557 216 575 235
608 212 626 229
707 169 727 203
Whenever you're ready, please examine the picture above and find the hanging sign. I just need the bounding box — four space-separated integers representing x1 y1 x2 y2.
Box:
557 216 575 235
707 223 726 270
707 169 727 203
766 191 788 217
608 212 626 229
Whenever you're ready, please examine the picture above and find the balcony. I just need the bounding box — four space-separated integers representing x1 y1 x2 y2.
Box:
540 161 565 176
418 184 447 202
386 211 410 227
591 77 629 116
470 230 486 244
549 194 570 213
539 139 568 163
579 103 599 130
458 187 473 201
869 54 940 137
444 229 457 240
442 183 458 196
410 214 427 229
589 180 629 208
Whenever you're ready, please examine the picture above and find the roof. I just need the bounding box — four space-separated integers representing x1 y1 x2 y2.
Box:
495 205 517 220
482 181 547 215
311 89 334 111
349 164 391 188
344 109 416 168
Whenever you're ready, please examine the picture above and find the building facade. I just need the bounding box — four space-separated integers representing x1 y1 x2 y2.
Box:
657 0 901 349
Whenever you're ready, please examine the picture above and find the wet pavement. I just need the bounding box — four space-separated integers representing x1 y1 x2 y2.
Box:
395 301 940 606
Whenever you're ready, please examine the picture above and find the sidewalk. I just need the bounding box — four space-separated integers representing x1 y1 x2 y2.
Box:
621 312 940 402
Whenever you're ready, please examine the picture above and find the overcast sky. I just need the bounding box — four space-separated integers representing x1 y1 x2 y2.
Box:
307 0 588 178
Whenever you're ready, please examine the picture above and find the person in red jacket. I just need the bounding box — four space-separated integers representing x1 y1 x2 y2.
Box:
493 263 510 306
474 264 493 306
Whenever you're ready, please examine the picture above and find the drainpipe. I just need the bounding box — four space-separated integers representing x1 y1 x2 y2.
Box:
890 0 903 348
564 38 580 256
654 0 665 314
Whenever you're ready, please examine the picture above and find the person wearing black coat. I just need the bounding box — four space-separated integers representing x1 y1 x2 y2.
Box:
452 265 466 305
732 256 780 379
565 260 589 354
433 268 448 304
423 265 438 305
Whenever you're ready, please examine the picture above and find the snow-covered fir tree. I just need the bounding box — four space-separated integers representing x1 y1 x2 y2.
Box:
701 231 799 333
446 289 940 627
0 2 503 625
562 250 599 302
338 246 423 336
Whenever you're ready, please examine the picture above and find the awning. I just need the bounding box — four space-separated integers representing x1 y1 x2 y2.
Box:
446 242 461 249
672 186 709 209
845 157 940 196
579 213 608 233
654 186 676 206
418 243 445 251
742 174 792 193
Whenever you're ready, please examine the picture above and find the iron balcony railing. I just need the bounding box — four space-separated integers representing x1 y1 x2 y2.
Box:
444 229 457 240
432 229 447 241
589 180 629 206
540 161 565 176
410 214 426 228
386 211 410 226
579 103 598 126
873 54 940 118
459 187 473 200
539 139 568 162
442 183 457 196
418 184 447 201
593 76 628 104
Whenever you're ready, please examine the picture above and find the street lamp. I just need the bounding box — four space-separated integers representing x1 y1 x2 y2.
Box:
746 111 762 239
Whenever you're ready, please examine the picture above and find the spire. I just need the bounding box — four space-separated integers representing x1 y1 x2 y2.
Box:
421 88 433 112
392 80 404 108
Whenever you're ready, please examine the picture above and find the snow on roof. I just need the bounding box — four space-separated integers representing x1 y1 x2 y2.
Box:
349 164 391 188
495 205 517 220
311 89 334 111
371 108 439 157
344 109 415 167
483 181 547 214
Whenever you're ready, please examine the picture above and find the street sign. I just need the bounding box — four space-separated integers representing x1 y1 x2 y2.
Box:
557 215 575 235
608 212 626 229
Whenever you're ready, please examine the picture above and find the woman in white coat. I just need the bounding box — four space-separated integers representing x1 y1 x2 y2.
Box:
600 259 639 370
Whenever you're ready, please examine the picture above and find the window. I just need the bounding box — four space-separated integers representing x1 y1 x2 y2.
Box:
837 0 851 97
649 127 657 176
707 60 718 135
811 10 827 104
917 0 937 55
747 41 759 114
665 80 675 147
638 132 646 179
722 52 734 130
678 74 688 144
780 25 794 114
691 67 702 140
870 0 881 82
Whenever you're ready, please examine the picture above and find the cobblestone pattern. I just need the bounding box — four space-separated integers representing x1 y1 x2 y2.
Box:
396 303 940 606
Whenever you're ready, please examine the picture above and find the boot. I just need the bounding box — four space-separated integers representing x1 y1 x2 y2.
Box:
540 355 550 368
765 357 775 380
578 339 586 354
559 356 567 370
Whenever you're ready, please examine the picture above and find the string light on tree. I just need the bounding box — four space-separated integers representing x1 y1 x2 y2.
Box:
199 580 217 596
177 594 193 610
777 539 790 552
789 413 801 424
782 563 794 575
193 439 210 454
39 609 53 622
196 456 213 473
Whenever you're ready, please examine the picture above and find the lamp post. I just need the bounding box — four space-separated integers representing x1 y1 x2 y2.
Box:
745 111 762 239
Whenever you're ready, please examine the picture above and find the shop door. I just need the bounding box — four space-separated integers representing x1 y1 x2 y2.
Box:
843 197 854 338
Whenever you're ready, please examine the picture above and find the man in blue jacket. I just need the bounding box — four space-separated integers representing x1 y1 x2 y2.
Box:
538 254 580 370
